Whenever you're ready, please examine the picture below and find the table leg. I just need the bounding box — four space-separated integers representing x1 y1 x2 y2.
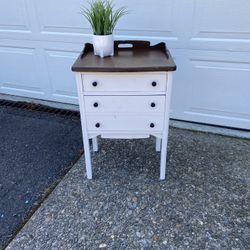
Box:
76 72 92 179
92 137 98 152
160 72 173 180
156 137 161 152
83 136 92 179
160 132 169 180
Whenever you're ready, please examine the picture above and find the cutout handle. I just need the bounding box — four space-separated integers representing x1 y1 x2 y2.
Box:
114 40 151 50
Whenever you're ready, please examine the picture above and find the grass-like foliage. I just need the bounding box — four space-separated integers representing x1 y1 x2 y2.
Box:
81 0 128 35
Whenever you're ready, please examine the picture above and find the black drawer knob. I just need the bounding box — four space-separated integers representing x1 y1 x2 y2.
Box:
150 123 155 128
95 123 100 128
152 81 157 87
93 102 98 107
92 81 98 87
151 102 156 108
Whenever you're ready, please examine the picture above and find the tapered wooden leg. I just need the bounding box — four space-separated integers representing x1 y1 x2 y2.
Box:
160 72 173 180
92 137 98 152
160 133 169 180
76 72 92 179
160 118 171 180
83 137 92 179
156 137 161 152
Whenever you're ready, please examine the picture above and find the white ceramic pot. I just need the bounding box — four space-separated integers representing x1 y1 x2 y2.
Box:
92 34 114 58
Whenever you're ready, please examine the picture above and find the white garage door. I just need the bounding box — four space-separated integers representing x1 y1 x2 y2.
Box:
0 0 250 129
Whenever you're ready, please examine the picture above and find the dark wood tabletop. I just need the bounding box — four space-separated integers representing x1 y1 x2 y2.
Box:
72 40 176 72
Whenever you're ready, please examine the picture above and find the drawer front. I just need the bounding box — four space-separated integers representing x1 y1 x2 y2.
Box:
82 73 167 92
86 114 164 132
84 96 165 113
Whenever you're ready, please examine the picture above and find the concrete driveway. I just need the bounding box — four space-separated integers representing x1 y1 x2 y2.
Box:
6 128 250 249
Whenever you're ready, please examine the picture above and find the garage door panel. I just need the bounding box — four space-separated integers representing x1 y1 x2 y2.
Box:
189 62 250 115
45 49 79 104
0 45 45 97
115 0 177 38
182 50 250 129
191 0 250 40
35 0 89 34
186 0 250 52
0 0 30 33
182 110 250 130
34 0 178 42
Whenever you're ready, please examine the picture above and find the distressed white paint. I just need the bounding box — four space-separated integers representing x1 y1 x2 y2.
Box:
76 73 92 179
160 72 173 179
82 73 167 92
84 95 165 113
0 0 250 129
86 114 165 132
77 71 173 179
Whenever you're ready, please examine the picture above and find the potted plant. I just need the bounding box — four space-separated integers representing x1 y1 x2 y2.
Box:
82 0 128 58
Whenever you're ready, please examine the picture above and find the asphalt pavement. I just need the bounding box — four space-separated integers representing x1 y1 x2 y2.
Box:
0 105 82 249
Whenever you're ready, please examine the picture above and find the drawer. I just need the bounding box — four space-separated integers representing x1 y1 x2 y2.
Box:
84 96 165 113
86 114 164 132
82 72 167 92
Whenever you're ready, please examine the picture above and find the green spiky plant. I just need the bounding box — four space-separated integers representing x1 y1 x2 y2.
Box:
81 0 128 35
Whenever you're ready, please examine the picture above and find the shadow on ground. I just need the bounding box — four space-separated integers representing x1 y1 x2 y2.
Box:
6 128 250 249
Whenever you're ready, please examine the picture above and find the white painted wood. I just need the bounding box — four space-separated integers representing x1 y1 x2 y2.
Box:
160 72 173 180
86 114 164 132
89 132 161 139
76 72 92 179
78 70 172 179
156 138 161 152
92 137 98 152
82 73 167 92
100 134 150 139
78 70 170 179
83 91 166 96
84 95 165 113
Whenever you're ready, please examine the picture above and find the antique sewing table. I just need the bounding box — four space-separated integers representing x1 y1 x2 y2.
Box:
72 40 176 179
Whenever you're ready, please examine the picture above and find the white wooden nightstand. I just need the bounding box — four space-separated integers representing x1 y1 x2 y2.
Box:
72 41 176 180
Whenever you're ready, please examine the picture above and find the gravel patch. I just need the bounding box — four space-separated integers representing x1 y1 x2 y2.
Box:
6 128 250 249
